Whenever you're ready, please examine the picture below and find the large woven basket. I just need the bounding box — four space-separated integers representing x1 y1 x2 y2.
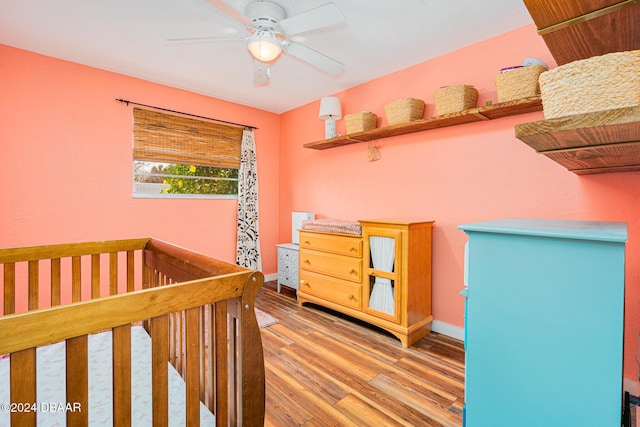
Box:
495 65 547 103
345 112 377 133
434 85 478 115
384 98 425 125
539 50 640 119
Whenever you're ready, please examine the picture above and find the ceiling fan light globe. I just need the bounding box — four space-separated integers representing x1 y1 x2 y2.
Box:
247 34 281 62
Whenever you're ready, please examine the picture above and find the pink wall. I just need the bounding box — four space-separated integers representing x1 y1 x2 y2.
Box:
3 22 640 385
0 44 281 274
279 25 640 382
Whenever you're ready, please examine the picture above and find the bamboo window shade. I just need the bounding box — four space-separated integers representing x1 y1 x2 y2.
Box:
133 107 244 169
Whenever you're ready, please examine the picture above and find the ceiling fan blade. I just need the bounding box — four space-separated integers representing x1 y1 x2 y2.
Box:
278 3 345 36
283 41 344 75
253 60 271 87
166 35 246 44
203 0 254 26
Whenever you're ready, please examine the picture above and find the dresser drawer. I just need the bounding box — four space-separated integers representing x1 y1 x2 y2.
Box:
299 271 362 310
299 231 362 257
300 250 362 283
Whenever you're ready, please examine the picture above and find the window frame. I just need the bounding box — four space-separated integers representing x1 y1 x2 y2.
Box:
131 108 243 199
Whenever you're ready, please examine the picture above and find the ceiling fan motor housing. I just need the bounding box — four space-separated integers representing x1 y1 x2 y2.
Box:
245 1 286 30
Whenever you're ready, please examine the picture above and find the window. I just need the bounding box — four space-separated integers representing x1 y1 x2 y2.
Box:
132 108 243 199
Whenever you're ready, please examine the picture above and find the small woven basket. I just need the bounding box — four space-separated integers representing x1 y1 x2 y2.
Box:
495 65 547 103
384 98 425 125
434 85 478 115
539 50 640 119
345 112 377 133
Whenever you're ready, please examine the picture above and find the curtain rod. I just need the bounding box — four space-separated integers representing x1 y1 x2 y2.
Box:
115 98 258 130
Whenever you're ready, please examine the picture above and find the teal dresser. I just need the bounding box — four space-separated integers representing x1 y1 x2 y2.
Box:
459 218 627 427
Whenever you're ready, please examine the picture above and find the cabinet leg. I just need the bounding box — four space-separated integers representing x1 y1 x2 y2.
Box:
401 323 432 347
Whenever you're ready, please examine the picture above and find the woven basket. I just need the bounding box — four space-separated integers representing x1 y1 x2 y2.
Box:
384 98 425 125
345 112 377 133
539 50 640 119
434 85 478 115
495 65 547 103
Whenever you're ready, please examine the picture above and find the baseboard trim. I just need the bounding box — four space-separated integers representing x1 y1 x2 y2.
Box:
431 320 464 342
264 273 278 282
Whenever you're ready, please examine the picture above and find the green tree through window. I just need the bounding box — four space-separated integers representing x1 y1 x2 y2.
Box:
133 161 238 197
162 164 238 195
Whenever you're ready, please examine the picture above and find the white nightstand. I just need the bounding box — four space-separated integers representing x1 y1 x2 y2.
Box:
276 243 299 293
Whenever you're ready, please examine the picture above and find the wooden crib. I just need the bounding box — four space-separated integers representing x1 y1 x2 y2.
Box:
0 238 265 426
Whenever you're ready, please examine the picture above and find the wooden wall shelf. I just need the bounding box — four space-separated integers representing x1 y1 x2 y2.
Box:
515 106 640 174
304 97 543 150
516 1 640 175
523 0 640 66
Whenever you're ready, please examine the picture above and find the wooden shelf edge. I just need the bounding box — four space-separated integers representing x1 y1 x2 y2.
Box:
515 106 640 174
572 164 640 175
515 106 640 151
304 96 543 150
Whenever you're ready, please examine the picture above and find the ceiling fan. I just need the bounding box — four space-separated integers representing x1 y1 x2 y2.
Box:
170 0 346 86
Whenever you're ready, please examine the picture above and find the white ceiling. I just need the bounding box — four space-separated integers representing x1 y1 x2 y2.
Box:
0 0 534 114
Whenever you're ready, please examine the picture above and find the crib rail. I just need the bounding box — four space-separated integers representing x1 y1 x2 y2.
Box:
1 238 149 314
0 238 265 426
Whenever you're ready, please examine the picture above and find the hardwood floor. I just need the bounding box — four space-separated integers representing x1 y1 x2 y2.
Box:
255 281 465 427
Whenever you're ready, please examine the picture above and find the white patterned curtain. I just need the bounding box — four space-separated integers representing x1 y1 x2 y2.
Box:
368 236 395 314
236 129 262 270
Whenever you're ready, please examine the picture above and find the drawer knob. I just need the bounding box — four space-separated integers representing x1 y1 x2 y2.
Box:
304 259 311 264
348 295 355 300
349 268 357 274
350 247 357 252
300 280 309 287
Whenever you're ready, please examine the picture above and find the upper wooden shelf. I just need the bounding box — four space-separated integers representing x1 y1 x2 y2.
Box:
304 97 543 150
515 106 640 174
523 0 640 65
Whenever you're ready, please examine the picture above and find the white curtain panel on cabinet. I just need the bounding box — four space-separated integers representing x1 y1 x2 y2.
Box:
368 235 395 314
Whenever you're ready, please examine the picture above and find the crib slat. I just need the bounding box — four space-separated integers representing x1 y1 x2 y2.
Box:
175 311 183 374
10 348 36 426
127 251 136 292
110 252 118 295
151 315 169 426
199 306 206 404
185 307 200 426
72 256 81 302
227 301 240 427
205 304 215 412
91 253 100 298
113 325 132 426
51 258 61 306
66 335 88 425
3 263 15 315
143 266 150 290
215 301 229 426
127 250 135 292
28 260 38 310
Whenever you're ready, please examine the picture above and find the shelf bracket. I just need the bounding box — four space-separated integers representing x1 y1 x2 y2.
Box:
469 109 491 121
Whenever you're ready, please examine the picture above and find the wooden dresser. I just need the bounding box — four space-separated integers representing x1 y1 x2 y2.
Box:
297 219 433 347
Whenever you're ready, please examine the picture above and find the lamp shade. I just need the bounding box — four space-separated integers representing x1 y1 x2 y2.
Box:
318 97 342 120
247 31 282 62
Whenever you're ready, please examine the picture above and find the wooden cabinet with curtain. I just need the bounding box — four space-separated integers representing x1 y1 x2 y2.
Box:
298 219 434 347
